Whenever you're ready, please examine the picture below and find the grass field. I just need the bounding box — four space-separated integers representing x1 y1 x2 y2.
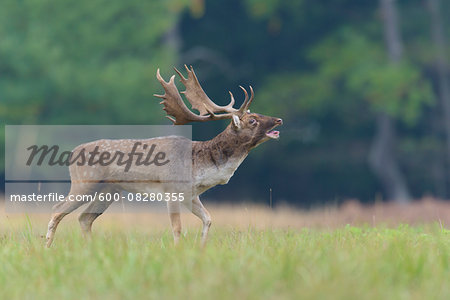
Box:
1 201 449 299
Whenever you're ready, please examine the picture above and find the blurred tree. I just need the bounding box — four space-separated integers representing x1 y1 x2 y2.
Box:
0 0 189 172
0 0 197 124
238 0 433 203
427 0 450 190
370 0 410 203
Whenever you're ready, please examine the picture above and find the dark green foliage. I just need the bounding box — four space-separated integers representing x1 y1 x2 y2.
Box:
1 0 449 204
0 0 186 125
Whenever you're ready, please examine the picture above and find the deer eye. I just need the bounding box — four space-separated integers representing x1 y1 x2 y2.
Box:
249 119 256 125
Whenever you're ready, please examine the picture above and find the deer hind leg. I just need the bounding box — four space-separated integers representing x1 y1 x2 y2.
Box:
190 196 212 246
78 189 117 238
46 183 97 248
167 200 182 245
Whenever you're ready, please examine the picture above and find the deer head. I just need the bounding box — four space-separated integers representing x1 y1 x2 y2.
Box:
154 65 282 149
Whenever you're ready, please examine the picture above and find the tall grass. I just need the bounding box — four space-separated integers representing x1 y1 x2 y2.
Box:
0 220 449 299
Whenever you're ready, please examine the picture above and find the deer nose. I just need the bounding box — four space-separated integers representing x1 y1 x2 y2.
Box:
275 118 283 125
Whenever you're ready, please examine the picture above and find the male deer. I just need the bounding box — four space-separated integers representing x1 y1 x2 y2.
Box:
45 65 282 247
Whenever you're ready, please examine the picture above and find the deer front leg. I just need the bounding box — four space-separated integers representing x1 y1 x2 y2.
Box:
191 196 211 246
78 188 117 239
78 199 112 239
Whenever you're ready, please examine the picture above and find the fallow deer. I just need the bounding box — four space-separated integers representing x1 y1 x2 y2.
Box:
45 65 282 247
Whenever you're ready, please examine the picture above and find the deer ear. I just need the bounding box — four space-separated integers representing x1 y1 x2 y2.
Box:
232 115 241 129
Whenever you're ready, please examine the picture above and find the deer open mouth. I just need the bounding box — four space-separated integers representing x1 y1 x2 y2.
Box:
266 129 280 139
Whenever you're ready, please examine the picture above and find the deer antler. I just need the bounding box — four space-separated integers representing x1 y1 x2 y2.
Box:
154 69 211 124
154 66 254 125
175 65 236 116
236 85 254 115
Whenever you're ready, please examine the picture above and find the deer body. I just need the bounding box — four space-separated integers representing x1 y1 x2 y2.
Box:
46 66 282 247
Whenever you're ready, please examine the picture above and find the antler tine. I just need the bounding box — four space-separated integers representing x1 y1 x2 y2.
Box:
228 91 236 107
174 66 188 82
237 85 255 114
165 116 176 124
247 86 255 110
239 85 249 103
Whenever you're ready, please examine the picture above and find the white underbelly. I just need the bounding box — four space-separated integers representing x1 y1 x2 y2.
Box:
194 156 246 194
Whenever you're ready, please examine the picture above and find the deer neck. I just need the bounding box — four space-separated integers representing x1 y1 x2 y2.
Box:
192 125 250 193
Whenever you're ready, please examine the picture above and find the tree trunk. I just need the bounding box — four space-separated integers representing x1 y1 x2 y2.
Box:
427 0 450 199
430 105 447 198
369 0 411 203
369 113 411 202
